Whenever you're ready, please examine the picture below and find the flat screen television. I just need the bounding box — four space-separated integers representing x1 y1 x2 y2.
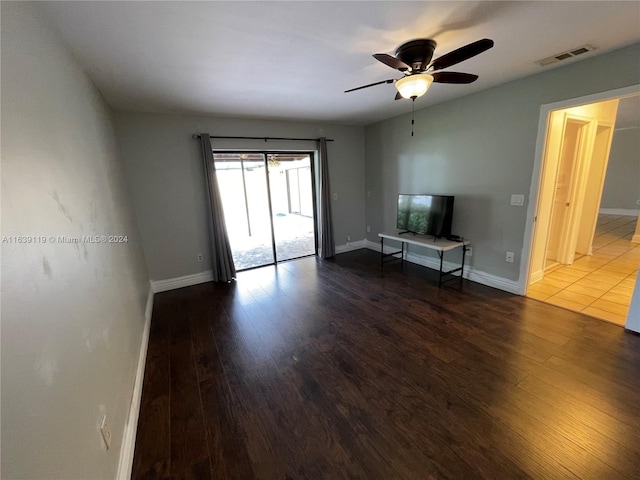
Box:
396 194 454 238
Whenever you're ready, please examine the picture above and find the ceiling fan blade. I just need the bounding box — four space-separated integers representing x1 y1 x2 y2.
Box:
373 53 410 71
344 78 395 93
432 71 478 84
395 91 403 101
429 38 494 71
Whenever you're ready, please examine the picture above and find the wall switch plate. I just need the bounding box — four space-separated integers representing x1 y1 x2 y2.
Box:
367 191 371 198
100 415 111 450
510 194 525 206
366 226 371 233
506 251 515 263
637 199 640 206
196 253 203 263
333 193 338 200
465 247 472 257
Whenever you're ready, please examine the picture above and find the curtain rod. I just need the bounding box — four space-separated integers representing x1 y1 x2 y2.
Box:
192 134 334 142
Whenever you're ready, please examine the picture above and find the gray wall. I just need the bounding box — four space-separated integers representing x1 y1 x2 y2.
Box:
114 112 365 281
1 3 149 479
601 127 640 210
365 43 640 282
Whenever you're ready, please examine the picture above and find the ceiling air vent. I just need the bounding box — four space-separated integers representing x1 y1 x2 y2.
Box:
536 45 596 67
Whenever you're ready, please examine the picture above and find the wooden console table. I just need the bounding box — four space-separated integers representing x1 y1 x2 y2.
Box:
379 232 470 287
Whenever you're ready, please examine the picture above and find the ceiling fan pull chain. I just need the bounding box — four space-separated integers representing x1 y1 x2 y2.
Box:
411 97 416 136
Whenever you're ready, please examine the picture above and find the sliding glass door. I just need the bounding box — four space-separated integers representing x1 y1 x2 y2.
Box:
214 152 316 270
215 154 274 269
267 154 316 262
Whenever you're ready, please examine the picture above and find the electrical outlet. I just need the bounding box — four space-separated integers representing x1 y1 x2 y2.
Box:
100 415 111 450
636 199 640 206
510 194 525 206
506 251 515 263
196 253 203 263
366 226 371 233
465 247 472 257
346 234 351 242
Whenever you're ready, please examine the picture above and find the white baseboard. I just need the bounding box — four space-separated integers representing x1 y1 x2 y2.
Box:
365 239 381 251
599 208 639 216
335 239 367 254
364 239 520 295
529 269 544 284
151 270 213 293
116 283 154 480
465 268 521 295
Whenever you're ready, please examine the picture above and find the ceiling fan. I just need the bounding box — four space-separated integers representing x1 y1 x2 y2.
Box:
345 38 494 100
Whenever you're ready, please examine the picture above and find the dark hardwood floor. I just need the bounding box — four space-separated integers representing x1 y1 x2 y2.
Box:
132 249 640 480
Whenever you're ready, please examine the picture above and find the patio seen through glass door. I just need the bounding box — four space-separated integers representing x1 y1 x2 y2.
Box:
214 152 317 270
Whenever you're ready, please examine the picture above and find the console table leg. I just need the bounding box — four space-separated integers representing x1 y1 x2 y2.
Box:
461 245 467 284
380 237 384 268
438 251 444 287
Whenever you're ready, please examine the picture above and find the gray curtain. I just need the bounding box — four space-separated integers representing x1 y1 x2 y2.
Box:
199 133 236 282
318 137 335 258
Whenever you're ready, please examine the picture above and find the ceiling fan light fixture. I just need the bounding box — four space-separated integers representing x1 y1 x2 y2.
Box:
395 74 434 99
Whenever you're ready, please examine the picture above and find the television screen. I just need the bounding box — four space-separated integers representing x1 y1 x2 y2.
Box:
397 194 454 238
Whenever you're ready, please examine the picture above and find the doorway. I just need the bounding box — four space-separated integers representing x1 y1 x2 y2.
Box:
214 151 317 270
528 100 619 279
525 93 640 326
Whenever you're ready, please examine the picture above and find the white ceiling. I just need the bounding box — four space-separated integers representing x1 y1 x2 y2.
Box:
39 1 640 126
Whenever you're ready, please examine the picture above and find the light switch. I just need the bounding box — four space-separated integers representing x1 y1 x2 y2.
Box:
510 194 525 206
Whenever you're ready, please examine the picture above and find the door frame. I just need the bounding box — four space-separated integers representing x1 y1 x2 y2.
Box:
556 114 595 265
576 123 616 256
518 84 640 295
213 150 318 270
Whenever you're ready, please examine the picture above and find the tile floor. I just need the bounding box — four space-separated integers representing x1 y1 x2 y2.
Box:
527 214 639 326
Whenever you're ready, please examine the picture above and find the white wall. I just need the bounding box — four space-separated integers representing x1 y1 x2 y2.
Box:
364 43 640 284
114 112 365 281
1 3 149 479
600 127 640 210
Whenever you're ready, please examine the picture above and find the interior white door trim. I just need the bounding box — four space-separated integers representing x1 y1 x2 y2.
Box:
518 84 640 295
